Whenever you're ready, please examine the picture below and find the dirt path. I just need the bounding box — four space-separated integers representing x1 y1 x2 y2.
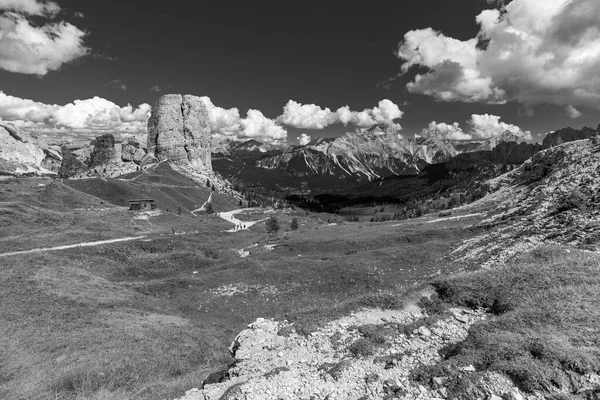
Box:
217 208 268 232
0 236 146 258
190 193 213 215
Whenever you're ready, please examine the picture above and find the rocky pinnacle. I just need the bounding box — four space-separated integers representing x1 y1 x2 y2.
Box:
147 94 212 172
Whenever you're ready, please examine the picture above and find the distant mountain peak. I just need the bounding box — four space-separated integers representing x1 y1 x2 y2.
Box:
231 139 272 153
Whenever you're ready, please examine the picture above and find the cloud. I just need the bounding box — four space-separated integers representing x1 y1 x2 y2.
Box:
395 0 600 109
0 91 150 142
278 99 403 130
565 105 583 118
278 100 336 129
200 97 286 145
240 110 287 144
0 0 60 16
150 85 173 93
421 121 472 140
0 1 89 75
421 114 531 141
106 79 127 91
297 133 311 146
468 114 532 140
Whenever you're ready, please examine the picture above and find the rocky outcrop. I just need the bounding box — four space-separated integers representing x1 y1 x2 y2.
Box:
90 134 119 167
178 307 537 400
59 145 89 178
0 122 60 176
59 134 153 179
491 141 542 164
452 136 600 269
541 126 597 149
121 138 152 164
148 94 212 172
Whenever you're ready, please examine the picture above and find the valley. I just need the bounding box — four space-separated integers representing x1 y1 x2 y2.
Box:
2 98 600 399
2 135 600 400
0 174 481 400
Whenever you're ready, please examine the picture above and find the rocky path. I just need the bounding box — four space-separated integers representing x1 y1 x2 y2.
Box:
177 307 535 400
0 236 146 258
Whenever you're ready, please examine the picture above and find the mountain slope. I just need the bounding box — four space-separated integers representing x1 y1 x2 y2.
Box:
256 125 458 181
453 135 600 268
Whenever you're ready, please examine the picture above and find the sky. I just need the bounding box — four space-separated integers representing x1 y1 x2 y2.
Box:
0 0 599 145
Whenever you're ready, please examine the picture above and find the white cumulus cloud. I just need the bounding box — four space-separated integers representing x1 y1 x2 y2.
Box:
278 100 336 129
0 91 151 142
421 121 472 140
200 97 286 145
396 0 600 109
240 109 287 144
0 0 89 75
297 133 311 146
468 114 532 140
278 99 403 130
421 114 531 141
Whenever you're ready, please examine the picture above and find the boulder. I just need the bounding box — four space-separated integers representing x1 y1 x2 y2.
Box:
147 94 212 171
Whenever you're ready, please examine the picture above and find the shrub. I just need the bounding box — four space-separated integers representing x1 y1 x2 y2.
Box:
266 216 280 235
290 217 299 231
349 338 376 357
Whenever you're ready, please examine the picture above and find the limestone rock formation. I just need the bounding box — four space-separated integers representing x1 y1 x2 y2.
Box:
121 138 152 164
0 122 60 176
90 134 119 167
542 126 597 149
59 145 89 178
491 141 542 164
147 94 212 172
59 134 152 179
256 124 457 181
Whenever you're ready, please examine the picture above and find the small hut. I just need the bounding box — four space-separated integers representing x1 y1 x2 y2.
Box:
129 199 156 211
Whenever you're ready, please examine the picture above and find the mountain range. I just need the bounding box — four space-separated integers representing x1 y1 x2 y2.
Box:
213 125 555 193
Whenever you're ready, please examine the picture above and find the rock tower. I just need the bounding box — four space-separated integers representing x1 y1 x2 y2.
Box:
147 94 212 172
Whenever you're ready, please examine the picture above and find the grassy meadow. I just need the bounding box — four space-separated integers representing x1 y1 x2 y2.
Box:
2 176 599 400
0 176 482 399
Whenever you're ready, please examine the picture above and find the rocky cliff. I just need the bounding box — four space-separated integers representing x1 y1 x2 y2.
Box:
59 134 153 178
541 125 597 149
147 94 212 172
0 122 61 176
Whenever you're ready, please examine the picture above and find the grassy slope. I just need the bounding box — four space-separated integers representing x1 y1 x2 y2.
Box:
0 178 481 399
0 177 233 253
413 246 600 399
65 163 238 214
